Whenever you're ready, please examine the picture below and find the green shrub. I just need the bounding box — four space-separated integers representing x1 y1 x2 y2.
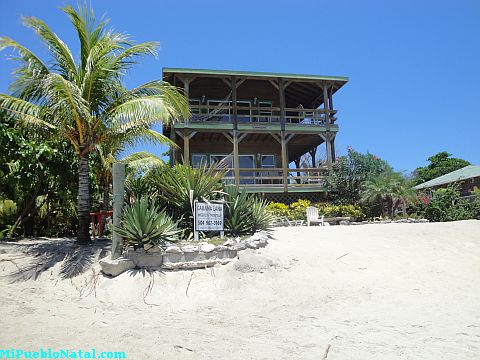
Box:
410 186 480 222
266 202 289 218
0 199 18 227
315 204 365 219
114 197 180 250
289 199 311 220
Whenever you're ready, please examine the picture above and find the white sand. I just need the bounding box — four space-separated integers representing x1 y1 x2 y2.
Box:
1 220 480 359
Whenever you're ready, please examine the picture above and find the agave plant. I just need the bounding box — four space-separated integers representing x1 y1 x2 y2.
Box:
250 198 274 233
224 186 273 236
114 197 180 250
146 163 225 234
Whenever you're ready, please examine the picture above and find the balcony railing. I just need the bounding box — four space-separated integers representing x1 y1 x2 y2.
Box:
220 167 330 188
188 105 337 126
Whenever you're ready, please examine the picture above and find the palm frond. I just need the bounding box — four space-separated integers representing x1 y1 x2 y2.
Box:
121 151 165 173
0 36 50 100
106 80 190 123
42 74 90 141
22 16 79 83
0 94 55 130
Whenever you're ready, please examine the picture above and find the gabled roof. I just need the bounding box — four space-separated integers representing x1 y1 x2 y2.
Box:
414 165 480 190
162 67 349 83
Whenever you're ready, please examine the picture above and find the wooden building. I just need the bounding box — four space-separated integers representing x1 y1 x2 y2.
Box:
163 68 348 200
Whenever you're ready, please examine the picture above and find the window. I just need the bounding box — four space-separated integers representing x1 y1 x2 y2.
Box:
210 154 234 184
239 155 255 184
259 155 275 184
192 154 208 168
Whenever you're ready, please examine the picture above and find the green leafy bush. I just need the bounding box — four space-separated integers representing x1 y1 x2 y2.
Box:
0 199 17 227
289 199 311 220
409 186 480 222
266 202 289 218
114 197 180 250
315 203 365 219
328 148 392 204
267 200 365 221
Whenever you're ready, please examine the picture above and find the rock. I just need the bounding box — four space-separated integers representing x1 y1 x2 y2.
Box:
163 252 184 264
245 240 259 249
164 245 182 253
214 245 230 252
324 222 331 226
99 256 135 277
339 220 350 226
144 244 162 253
256 237 268 248
182 245 199 253
200 243 215 253
126 251 163 269
216 248 238 259
235 241 247 251
222 238 237 246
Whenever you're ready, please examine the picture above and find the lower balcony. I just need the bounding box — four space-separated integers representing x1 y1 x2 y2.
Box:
220 167 330 193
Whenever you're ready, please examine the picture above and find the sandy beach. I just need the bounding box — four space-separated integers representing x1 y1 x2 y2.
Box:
1 220 479 359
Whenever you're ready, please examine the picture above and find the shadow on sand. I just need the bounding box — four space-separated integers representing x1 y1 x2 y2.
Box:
1 238 110 282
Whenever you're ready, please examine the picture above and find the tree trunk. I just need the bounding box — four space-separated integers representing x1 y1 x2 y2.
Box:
77 154 91 244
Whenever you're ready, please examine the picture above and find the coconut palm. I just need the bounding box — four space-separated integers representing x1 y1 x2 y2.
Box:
361 172 415 217
0 6 190 244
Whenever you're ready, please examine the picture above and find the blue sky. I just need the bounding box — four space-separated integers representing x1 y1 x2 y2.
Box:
1 0 479 173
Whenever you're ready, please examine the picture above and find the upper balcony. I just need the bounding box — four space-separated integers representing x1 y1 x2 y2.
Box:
186 103 339 132
163 68 348 133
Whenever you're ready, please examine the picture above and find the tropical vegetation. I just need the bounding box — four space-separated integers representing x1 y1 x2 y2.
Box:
113 197 180 251
0 5 189 243
413 152 470 185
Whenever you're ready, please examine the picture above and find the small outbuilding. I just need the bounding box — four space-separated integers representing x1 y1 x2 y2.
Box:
414 165 480 197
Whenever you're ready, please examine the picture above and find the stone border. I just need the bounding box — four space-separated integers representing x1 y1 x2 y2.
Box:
100 231 269 277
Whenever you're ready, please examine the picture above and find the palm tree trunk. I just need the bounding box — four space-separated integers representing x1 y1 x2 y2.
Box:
77 154 91 244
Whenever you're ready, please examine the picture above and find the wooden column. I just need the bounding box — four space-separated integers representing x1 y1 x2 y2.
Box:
330 134 336 163
281 131 288 192
183 131 190 166
323 82 330 126
233 130 240 186
279 78 286 131
177 130 196 166
183 78 190 125
231 76 238 129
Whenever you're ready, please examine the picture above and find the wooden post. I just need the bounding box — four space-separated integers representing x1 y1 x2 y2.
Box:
279 78 286 131
183 78 190 125
111 162 125 260
183 131 190 166
323 82 330 126
232 76 237 129
325 134 333 170
281 131 288 192
330 134 336 163
233 130 240 186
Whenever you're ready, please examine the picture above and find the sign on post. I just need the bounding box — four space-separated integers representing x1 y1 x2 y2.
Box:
194 201 224 241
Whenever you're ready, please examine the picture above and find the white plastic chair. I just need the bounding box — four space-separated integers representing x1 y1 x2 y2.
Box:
306 206 324 226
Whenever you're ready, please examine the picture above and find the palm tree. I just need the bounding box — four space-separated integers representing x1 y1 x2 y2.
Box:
361 172 415 217
0 6 190 244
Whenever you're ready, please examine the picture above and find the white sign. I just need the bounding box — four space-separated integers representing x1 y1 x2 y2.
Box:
194 201 224 231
